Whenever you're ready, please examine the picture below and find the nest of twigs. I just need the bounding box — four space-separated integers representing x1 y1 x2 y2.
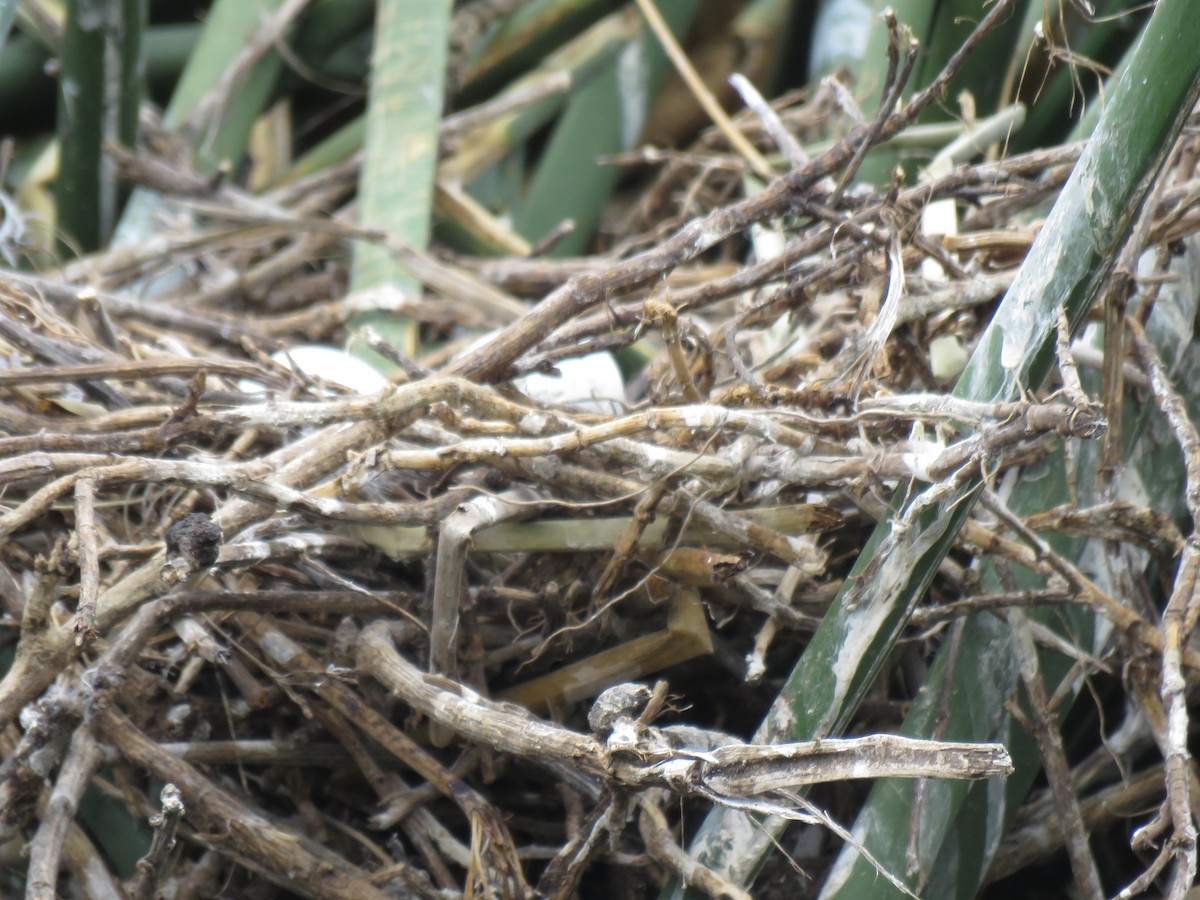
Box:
5 4 1200 900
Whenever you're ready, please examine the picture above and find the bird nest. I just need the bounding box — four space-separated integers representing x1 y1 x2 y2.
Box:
3 11 1200 900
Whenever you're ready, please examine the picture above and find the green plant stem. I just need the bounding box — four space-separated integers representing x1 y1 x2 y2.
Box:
348 0 452 366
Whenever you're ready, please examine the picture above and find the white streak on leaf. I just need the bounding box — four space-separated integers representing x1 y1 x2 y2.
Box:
616 41 647 148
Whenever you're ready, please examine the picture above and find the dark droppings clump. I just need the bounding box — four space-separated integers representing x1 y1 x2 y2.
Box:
165 512 223 569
